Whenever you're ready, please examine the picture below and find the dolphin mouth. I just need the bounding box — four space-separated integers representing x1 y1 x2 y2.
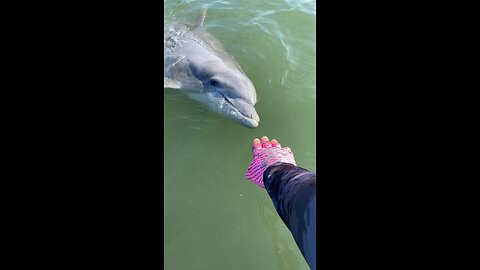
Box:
188 91 259 128
236 106 259 128
240 115 259 128
223 96 259 128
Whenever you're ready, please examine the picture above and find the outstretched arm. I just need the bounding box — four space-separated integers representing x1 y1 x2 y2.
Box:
245 136 316 270
264 163 316 270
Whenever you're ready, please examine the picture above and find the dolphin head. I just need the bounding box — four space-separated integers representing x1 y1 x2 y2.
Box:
203 71 259 128
188 60 260 128
165 12 260 128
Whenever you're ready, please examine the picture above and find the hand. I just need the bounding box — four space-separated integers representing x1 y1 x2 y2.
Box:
245 136 297 188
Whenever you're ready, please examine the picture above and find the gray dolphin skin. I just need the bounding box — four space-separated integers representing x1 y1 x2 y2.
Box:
164 9 260 128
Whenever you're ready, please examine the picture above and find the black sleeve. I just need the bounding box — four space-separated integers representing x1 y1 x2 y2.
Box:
263 162 316 270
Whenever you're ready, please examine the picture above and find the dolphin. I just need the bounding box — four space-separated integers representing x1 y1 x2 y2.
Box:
164 9 260 128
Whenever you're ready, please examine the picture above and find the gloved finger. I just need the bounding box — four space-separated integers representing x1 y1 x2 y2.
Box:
261 136 271 148
252 138 262 150
284 147 293 154
271 139 281 148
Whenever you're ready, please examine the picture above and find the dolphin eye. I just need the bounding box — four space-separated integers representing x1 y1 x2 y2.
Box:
210 79 218 86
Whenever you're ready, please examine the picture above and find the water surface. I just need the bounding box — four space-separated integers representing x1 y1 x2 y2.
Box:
164 1 316 269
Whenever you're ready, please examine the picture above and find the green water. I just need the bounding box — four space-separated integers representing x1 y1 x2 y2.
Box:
164 0 316 269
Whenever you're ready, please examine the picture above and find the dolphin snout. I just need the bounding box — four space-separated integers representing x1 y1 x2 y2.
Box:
229 98 260 128
249 109 260 124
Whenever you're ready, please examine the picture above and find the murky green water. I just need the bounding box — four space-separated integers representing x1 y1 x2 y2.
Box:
164 0 316 269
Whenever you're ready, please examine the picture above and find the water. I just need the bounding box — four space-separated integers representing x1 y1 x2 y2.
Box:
164 1 316 269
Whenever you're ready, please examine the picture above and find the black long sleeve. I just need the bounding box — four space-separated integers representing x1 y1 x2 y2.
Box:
263 162 316 270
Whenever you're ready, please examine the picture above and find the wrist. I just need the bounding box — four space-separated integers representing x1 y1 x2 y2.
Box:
263 162 298 186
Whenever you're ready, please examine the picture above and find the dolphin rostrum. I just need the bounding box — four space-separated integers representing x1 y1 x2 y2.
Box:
164 9 260 128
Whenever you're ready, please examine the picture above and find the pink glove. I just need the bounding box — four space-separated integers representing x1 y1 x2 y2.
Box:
245 136 297 188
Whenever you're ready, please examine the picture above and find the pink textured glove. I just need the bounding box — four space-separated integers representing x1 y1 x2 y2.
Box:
245 136 297 188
